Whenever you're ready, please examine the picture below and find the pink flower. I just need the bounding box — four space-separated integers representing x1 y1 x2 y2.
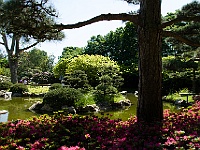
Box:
57 146 85 150
85 133 91 139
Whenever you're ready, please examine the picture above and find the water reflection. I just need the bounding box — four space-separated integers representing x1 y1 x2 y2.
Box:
0 97 42 123
0 94 180 123
88 93 180 121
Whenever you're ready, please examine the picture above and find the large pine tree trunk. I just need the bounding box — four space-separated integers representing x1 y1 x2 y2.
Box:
8 56 18 84
137 0 163 122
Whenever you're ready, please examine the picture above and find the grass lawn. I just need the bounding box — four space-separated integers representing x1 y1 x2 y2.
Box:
27 85 50 94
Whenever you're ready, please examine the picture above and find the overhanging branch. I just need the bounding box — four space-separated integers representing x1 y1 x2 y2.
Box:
163 31 200 47
19 41 40 51
162 16 200 28
54 13 138 30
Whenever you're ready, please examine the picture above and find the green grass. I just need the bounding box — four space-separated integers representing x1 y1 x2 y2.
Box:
76 93 126 107
76 92 96 107
166 88 194 103
28 85 49 94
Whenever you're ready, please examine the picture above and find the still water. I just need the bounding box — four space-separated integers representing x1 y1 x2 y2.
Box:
0 93 179 122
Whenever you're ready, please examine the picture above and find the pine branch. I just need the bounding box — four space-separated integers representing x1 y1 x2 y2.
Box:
19 41 40 51
162 16 200 28
54 13 138 30
163 31 200 47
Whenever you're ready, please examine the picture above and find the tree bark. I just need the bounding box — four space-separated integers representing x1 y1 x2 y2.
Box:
137 0 163 122
8 56 18 84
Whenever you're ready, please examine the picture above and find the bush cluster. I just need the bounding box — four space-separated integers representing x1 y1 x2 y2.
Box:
9 83 28 94
94 75 118 103
0 101 199 149
0 81 12 90
49 83 63 90
43 87 83 110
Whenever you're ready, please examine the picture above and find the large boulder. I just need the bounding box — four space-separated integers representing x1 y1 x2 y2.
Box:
28 101 43 111
119 99 131 106
40 104 53 112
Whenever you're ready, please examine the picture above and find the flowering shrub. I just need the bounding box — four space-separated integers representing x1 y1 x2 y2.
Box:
0 101 199 149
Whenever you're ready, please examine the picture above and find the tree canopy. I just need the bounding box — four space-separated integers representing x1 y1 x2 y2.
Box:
53 54 123 88
0 0 64 83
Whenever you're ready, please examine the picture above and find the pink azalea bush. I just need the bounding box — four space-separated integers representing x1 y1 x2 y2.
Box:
0 101 199 149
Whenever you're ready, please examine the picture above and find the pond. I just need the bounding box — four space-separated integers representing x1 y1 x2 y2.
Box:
0 93 180 123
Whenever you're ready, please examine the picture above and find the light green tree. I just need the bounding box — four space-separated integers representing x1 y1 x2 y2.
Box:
53 54 123 88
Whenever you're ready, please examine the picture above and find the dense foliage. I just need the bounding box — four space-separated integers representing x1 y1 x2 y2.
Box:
162 55 200 95
43 87 83 110
53 54 123 88
31 71 58 84
163 1 200 55
94 75 118 103
18 48 55 82
0 81 12 90
0 101 199 149
49 83 63 90
9 83 28 94
62 70 91 92
59 47 84 60
84 22 139 89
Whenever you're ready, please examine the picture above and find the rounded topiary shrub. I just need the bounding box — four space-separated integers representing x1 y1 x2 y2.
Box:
43 87 83 110
49 83 63 90
9 83 28 94
0 81 13 90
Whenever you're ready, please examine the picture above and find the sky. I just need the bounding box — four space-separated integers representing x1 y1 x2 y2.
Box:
2 0 198 62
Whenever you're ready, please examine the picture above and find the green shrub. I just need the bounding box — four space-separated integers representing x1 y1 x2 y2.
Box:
43 87 83 110
94 75 118 103
49 83 63 90
62 70 91 93
9 83 28 94
0 81 13 90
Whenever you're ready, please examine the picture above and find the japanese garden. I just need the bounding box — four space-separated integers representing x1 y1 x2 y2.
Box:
0 0 199 149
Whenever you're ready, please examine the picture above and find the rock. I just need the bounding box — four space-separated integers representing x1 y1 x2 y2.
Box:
0 110 8 114
111 102 123 109
62 106 76 114
84 104 100 112
29 101 43 111
12 93 23 97
111 99 132 110
119 99 131 106
120 91 127 95
4 92 12 99
40 104 53 112
134 91 138 97
0 90 6 97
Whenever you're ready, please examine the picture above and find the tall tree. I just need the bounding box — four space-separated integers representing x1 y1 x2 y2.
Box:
84 22 139 89
18 48 55 81
59 46 84 60
0 0 64 83
54 0 200 123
